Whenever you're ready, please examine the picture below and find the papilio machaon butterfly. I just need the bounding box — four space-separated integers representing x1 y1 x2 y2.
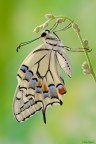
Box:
13 23 89 124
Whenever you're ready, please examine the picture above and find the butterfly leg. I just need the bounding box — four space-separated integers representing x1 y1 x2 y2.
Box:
64 46 92 52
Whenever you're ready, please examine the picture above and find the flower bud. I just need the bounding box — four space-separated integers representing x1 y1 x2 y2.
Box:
43 21 49 28
77 28 80 32
83 39 89 48
39 25 43 29
72 23 80 32
56 18 65 23
45 14 54 19
33 26 40 33
82 61 91 74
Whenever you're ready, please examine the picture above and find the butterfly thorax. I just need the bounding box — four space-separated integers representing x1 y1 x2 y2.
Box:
41 31 64 51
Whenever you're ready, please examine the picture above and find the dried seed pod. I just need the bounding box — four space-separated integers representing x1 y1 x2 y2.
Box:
56 18 65 23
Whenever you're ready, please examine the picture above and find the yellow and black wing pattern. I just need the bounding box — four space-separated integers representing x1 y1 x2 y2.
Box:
13 44 71 124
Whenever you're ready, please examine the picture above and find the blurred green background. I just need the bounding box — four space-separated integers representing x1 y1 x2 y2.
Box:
0 0 96 144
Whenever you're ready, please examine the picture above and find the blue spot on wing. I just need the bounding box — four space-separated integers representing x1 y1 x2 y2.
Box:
43 91 48 94
43 91 49 98
37 86 42 91
32 78 37 84
36 86 42 93
48 84 58 99
20 65 28 73
28 71 33 77
48 84 55 90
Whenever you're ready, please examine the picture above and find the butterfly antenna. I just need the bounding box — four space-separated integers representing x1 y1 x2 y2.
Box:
42 109 46 124
16 36 41 52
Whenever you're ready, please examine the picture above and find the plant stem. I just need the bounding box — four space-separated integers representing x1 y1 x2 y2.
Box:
54 15 96 82
77 32 96 82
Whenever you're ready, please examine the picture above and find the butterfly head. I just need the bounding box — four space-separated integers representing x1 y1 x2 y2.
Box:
41 30 50 38
41 30 60 45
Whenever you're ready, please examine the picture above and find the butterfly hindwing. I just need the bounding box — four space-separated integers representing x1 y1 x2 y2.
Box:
13 44 67 123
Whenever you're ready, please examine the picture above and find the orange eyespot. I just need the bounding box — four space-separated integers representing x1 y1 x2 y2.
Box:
58 87 65 95
57 84 66 95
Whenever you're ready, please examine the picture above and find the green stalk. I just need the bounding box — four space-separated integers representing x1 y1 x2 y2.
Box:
77 32 96 82
54 15 96 82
